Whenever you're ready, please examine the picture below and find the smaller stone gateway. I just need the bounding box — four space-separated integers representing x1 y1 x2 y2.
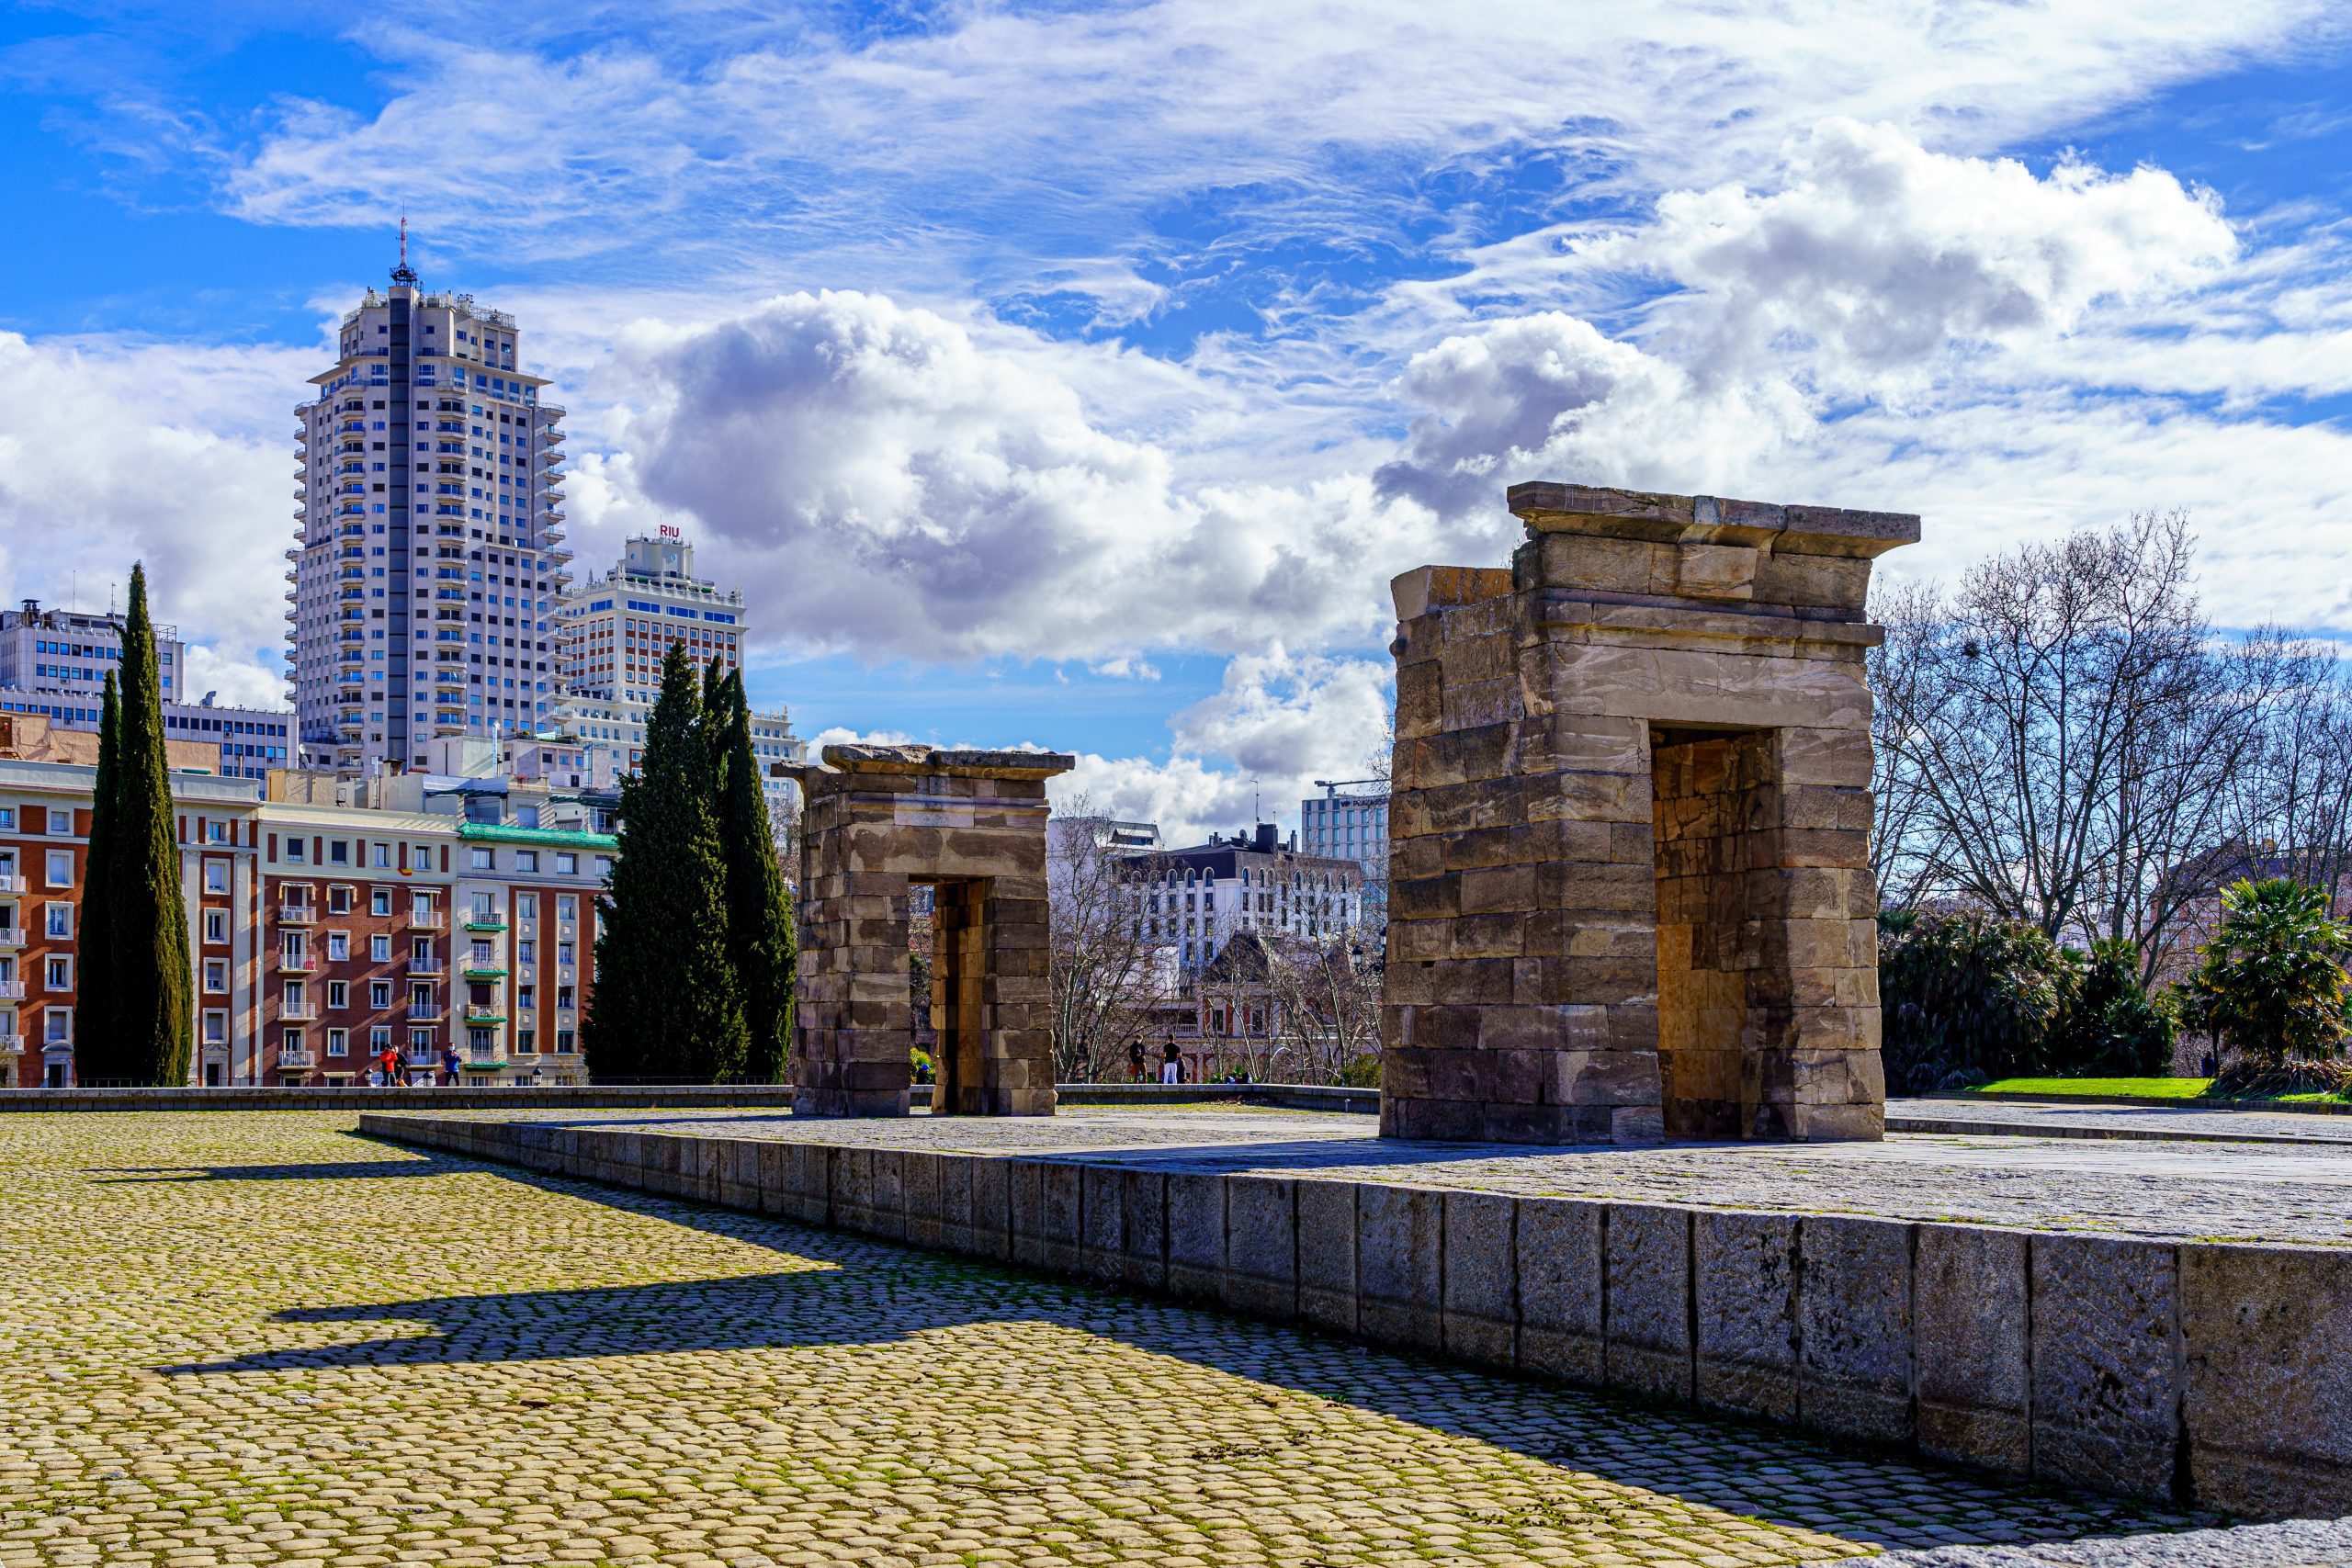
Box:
776 744 1072 1117
1383 482 1918 1145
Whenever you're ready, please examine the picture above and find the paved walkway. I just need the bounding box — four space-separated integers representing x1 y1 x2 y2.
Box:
0 1112 2214 1568
1887 1097 2352 1145
435 1102 2352 1247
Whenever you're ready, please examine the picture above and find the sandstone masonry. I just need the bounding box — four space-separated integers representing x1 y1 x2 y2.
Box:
1383 483 1918 1144
781 744 1071 1117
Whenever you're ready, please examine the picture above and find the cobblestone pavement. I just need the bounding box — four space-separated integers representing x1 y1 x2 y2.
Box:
0 1113 2207 1568
432 1103 2352 1247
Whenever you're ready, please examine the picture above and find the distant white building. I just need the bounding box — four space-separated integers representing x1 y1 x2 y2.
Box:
1133 823 1365 976
0 601 292 782
1300 784 1388 874
551 532 803 835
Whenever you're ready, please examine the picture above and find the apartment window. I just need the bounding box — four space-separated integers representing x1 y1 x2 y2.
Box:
371 842 392 868
205 819 229 845
371 1026 392 1052
517 984 537 1011
329 840 350 865
516 938 536 965
282 980 306 1013
45 955 73 991
281 1027 303 1057
327 931 349 962
286 838 307 863
514 851 538 873
326 1028 349 1058
557 985 574 1010
44 850 72 888
370 933 391 961
371 888 392 916
469 941 493 966
370 981 392 1009
469 848 494 871
328 885 353 913
555 852 578 875
515 1028 537 1055
46 807 72 835
594 856 612 878
516 893 537 920
470 894 495 921
203 959 227 994
555 1028 574 1053
204 860 230 895
202 1010 227 1045
328 980 349 1010
43 1007 71 1044
556 942 574 967
0 808 12 830
44 903 71 940
204 910 228 944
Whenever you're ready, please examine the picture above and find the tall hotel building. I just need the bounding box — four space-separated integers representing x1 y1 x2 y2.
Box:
287 257 569 773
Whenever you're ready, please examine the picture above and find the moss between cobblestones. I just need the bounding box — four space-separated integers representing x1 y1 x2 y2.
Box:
0 1113 2204 1567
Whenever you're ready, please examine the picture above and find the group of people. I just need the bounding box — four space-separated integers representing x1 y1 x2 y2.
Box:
364 1043 466 1087
1122 1038 1190 1084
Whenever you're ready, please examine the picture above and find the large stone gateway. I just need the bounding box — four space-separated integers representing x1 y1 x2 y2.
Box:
779 744 1071 1117
1383 482 1918 1145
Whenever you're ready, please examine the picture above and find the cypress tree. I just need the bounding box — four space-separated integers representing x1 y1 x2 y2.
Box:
715 671 797 1083
110 566 193 1085
582 643 746 1081
75 673 124 1083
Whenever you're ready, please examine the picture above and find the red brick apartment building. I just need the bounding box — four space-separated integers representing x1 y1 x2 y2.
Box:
0 759 614 1087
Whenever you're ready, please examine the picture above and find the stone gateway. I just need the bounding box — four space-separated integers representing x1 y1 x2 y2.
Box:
778 744 1072 1117
1382 483 1919 1145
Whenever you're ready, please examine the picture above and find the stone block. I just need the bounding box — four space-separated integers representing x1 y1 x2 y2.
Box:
719 1138 762 1211
901 1151 944 1247
1080 1165 1126 1286
1797 1215 1913 1444
1118 1168 1168 1292
1442 1191 1517 1368
2181 1242 2352 1519
1516 1197 1603 1384
1605 1202 1692 1401
829 1147 876 1234
787 1142 832 1225
866 1149 906 1240
756 1139 792 1219
1222 1177 1297 1320
1693 1211 1798 1420
1358 1183 1445 1352
1295 1180 1358 1335
1166 1172 1227 1303
1915 1224 2029 1473
2031 1235 2182 1503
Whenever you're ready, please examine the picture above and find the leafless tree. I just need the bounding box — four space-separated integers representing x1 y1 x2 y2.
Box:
1871 511 2327 982
1046 797 1173 1081
1260 927 1385 1084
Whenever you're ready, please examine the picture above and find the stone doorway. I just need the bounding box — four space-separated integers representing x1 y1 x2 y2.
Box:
777 744 1070 1118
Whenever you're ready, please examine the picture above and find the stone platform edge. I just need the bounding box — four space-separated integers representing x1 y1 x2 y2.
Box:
0 1082 1377 1113
361 1112 2352 1525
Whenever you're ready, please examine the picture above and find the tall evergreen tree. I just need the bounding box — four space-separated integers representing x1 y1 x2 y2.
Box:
74 673 125 1082
715 671 797 1082
582 643 747 1081
107 566 193 1085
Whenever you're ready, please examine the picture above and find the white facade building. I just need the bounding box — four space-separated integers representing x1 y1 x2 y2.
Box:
286 256 570 775
552 532 803 832
1134 823 1365 977
0 602 291 782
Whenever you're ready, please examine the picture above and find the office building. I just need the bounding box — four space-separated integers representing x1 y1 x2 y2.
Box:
1300 784 1388 874
285 254 570 774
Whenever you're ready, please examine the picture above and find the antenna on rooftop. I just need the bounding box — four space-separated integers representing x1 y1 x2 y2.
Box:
391 214 419 286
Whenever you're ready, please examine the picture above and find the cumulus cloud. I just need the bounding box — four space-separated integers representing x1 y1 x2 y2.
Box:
0 332 305 712
594 289 1446 664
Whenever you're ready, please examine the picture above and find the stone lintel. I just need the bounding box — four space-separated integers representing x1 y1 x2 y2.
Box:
1537 594 1887 649
1508 481 1920 561
775 742 1078 784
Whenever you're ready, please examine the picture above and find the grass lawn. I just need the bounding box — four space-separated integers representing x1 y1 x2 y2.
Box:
1970 1077 2213 1100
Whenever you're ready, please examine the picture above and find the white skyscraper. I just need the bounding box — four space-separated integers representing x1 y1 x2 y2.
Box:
552 530 804 835
286 251 570 774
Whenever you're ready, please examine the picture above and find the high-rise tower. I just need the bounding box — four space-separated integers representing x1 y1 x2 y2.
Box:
286 249 570 773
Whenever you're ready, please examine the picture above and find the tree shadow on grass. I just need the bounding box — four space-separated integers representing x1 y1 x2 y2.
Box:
151 1137 2202 1553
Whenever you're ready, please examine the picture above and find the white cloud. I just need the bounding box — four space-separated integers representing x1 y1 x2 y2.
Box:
0 331 304 713
1052 650 1391 844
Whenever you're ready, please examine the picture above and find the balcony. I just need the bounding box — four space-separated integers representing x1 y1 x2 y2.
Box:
279 1003 318 1021
0 981 24 1001
279 953 318 975
277 905 316 925
0 874 20 895
463 916 509 933
405 908 445 931
407 1003 445 1022
0 1033 20 1054
461 964 508 981
277 1049 317 1070
407 960 443 978
463 1010 507 1028
0 930 27 950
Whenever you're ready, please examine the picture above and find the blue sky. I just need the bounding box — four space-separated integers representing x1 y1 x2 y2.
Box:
4 2 2351 840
